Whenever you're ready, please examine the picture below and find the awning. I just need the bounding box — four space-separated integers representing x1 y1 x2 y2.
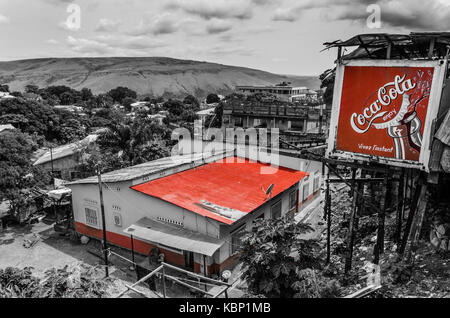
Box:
123 218 224 257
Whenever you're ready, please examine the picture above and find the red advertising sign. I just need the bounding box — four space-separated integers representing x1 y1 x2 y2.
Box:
327 60 447 170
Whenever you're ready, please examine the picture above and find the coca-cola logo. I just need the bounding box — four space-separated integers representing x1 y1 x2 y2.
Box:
350 74 416 133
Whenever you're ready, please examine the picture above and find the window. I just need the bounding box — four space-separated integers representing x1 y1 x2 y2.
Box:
113 212 122 227
231 226 246 255
85 207 98 227
303 184 309 202
271 200 282 219
70 171 81 180
313 176 320 194
52 171 62 179
290 190 299 212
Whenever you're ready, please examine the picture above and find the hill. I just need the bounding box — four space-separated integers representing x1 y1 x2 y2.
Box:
0 57 320 98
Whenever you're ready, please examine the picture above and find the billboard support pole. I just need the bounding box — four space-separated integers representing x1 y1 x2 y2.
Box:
325 169 331 264
395 169 406 244
345 168 359 274
399 172 422 255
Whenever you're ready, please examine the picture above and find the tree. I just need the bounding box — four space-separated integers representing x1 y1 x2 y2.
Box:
122 97 135 112
183 95 200 110
60 91 77 105
240 217 340 298
0 131 50 215
319 69 335 109
0 98 60 141
204 102 223 128
107 87 137 104
206 93 220 104
25 84 39 94
0 84 9 92
96 116 171 167
163 99 185 117
80 88 94 102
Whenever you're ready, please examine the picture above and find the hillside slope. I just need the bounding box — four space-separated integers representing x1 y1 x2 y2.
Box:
0 57 319 97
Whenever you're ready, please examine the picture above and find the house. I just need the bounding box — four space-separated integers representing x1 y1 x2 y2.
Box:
66 151 310 276
130 101 150 112
33 134 99 181
0 124 15 133
0 92 15 100
196 107 216 123
236 85 314 103
148 114 166 125
53 105 84 113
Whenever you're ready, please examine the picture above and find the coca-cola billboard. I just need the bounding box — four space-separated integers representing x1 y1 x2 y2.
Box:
327 60 447 171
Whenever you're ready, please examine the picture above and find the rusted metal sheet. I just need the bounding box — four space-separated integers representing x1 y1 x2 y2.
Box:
441 146 450 173
429 139 444 172
435 110 450 146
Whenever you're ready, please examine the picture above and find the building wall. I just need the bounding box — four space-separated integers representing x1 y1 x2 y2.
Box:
39 154 80 180
69 178 224 274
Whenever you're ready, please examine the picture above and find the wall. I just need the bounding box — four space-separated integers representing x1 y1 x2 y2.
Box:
39 154 80 180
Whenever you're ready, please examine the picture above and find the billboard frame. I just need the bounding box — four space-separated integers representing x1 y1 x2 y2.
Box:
326 59 448 172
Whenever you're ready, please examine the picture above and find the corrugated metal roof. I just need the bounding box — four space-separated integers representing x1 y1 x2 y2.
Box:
196 107 216 116
124 217 224 256
131 157 308 225
67 151 232 185
323 32 450 60
33 134 98 166
436 110 450 146
0 124 15 132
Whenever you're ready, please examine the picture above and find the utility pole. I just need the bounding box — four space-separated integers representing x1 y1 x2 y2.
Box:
50 146 55 189
97 168 109 277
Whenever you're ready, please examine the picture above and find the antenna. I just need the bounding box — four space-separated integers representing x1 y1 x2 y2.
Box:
261 184 274 200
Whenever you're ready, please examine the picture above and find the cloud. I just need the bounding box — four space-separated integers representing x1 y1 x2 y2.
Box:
272 7 301 22
206 18 233 34
335 0 450 30
128 13 180 36
271 0 450 30
67 36 113 55
45 39 59 45
66 34 167 56
0 14 10 24
95 18 122 32
166 0 253 20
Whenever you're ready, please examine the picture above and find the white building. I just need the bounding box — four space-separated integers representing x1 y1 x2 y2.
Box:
236 85 312 102
130 101 150 112
67 150 322 276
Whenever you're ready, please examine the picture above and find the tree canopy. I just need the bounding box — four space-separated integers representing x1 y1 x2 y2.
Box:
240 217 340 298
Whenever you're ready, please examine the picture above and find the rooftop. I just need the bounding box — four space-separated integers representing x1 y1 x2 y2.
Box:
131 157 308 225
124 217 224 256
236 85 308 90
33 134 98 166
196 107 216 116
0 124 15 132
67 151 232 185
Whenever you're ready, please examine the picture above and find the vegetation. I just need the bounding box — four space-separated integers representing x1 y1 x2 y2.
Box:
0 265 108 298
0 130 50 219
240 217 341 298
206 93 220 104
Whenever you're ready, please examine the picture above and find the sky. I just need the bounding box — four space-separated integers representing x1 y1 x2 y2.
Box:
0 0 450 76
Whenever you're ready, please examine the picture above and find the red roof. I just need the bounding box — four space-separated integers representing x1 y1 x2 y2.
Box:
131 157 308 225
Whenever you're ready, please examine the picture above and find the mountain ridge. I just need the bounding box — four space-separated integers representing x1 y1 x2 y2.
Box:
0 57 320 98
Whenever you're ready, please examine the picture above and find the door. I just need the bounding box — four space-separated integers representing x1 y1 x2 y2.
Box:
184 251 194 271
